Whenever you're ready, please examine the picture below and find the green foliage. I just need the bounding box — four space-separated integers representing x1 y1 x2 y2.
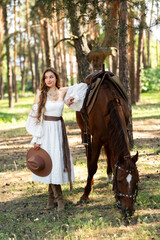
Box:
142 68 160 92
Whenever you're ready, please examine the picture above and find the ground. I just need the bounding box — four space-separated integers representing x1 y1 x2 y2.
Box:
0 117 159 239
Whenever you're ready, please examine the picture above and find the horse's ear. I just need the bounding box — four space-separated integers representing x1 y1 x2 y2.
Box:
132 151 138 163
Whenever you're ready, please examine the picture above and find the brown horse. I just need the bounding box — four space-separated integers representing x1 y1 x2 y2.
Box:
76 71 139 217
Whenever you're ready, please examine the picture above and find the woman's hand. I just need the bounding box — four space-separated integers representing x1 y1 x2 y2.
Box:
33 143 40 150
67 97 74 106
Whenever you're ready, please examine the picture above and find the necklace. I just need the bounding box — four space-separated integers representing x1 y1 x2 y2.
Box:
47 88 61 101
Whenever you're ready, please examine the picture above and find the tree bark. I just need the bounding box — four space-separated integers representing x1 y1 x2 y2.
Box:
128 7 136 105
143 36 147 69
26 0 35 93
146 0 154 68
65 0 92 82
14 0 18 102
3 4 14 107
19 27 26 92
42 18 54 67
136 1 145 102
61 12 67 86
56 10 63 80
119 0 133 148
102 0 119 74
33 29 40 90
40 20 46 72
0 4 4 99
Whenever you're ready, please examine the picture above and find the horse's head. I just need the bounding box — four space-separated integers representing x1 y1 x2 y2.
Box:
113 152 139 217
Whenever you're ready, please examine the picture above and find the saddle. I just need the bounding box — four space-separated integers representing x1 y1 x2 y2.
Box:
80 70 128 145
82 70 128 115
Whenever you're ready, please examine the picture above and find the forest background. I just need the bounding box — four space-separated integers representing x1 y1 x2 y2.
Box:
0 0 160 239
0 0 160 106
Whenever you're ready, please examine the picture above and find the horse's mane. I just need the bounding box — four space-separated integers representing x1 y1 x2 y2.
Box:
107 98 129 159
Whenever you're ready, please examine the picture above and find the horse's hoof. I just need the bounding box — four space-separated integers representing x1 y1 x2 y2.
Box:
76 198 90 205
76 199 83 205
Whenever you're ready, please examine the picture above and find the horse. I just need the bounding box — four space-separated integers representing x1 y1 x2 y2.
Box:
76 71 139 217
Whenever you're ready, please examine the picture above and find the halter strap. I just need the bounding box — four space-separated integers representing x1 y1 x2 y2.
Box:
113 162 138 201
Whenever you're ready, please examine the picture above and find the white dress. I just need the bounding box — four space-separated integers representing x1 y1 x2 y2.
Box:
26 83 88 185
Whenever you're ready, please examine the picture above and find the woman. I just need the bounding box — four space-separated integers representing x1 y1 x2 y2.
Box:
26 67 87 212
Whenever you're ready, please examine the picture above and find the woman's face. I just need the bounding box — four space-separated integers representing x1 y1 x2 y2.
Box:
44 71 56 88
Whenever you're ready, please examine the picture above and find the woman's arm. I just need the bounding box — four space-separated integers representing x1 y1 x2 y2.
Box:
60 87 75 106
66 97 74 106
64 83 88 111
59 87 69 100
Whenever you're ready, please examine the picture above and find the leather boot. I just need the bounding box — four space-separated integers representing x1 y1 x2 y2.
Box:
51 184 64 212
46 184 56 209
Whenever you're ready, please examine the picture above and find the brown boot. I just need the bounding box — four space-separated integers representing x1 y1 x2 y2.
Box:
46 184 56 209
51 184 64 212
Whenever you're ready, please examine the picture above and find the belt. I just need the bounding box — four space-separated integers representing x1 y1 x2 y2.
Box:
44 115 72 190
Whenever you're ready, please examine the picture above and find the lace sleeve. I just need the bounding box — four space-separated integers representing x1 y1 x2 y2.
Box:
64 83 88 111
25 104 43 144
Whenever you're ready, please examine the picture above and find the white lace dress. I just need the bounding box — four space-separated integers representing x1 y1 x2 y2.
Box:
26 83 88 185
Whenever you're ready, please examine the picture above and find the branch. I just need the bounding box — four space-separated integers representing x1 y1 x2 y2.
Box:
53 35 79 48
3 24 40 43
54 37 72 48
3 30 26 43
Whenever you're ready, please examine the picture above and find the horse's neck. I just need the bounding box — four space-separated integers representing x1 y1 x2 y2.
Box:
107 97 130 163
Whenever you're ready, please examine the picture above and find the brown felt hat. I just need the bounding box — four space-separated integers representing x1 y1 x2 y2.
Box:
26 148 52 177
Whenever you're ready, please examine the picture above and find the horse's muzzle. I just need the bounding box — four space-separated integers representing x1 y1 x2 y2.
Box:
123 208 135 218
117 201 135 217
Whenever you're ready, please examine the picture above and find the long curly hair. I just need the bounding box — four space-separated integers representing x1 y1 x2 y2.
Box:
37 67 61 123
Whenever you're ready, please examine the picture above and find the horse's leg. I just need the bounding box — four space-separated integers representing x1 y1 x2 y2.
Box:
80 138 102 200
103 144 113 183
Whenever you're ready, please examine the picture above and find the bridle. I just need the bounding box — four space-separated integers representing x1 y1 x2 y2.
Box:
113 160 138 210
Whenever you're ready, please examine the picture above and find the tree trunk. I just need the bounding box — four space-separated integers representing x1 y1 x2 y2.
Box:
3 4 14 108
128 8 136 105
102 0 119 74
33 29 40 90
143 36 147 69
19 27 26 92
40 20 46 72
14 0 18 102
42 18 54 67
61 13 67 86
65 0 92 82
146 0 154 68
52 16 59 72
56 10 63 80
119 0 133 148
26 0 35 93
0 4 4 99
136 1 145 103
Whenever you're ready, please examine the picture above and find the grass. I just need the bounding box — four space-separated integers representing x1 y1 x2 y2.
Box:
132 92 160 120
0 91 160 239
0 95 33 128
